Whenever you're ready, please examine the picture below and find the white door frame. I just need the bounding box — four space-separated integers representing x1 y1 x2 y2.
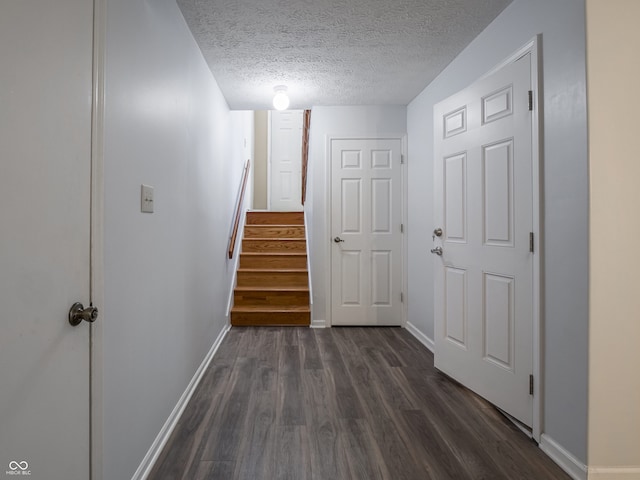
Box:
325 134 408 328
266 110 272 209
90 0 106 478
437 37 543 440
502 36 542 442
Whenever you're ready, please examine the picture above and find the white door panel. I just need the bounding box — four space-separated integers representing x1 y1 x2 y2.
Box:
270 110 303 211
0 1 93 478
434 55 534 426
331 138 403 326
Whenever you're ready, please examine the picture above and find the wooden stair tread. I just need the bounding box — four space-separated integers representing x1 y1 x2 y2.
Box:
241 252 306 255
235 286 309 291
238 268 307 272
231 305 311 312
244 237 304 241
246 211 304 225
239 253 308 269
242 239 307 253
245 224 304 228
244 226 305 238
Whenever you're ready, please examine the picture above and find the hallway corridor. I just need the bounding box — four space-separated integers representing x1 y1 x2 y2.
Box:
149 327 568 479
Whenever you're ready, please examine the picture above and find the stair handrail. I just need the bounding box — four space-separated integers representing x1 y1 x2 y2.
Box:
228 159 251 259
301 109 311 205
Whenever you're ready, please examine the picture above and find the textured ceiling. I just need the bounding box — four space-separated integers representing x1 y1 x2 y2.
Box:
177 0 512 110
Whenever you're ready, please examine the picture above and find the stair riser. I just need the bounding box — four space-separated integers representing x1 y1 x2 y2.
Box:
234 291 310 306
239 254 307 269
242 239 306 253
231 311 310 326
237 271 308 287
246 211 304 225
244 226 305 238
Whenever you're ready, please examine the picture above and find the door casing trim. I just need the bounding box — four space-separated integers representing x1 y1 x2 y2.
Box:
500 35 543 443
90 0 106 478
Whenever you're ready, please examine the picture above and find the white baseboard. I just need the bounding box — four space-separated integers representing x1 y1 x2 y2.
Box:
311 318 326 328
587 467 640 479
132 324 231 480
539 434 587 480
405 321 435 353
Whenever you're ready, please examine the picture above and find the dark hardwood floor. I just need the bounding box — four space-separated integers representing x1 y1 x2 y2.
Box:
149 327 569 480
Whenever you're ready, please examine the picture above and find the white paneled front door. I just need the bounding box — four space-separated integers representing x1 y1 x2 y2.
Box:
0 1 94 477
433 54 535 426
270 110 303 211
331 138 403 326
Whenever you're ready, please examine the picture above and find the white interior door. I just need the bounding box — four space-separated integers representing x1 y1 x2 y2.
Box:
0 2 94 478
433 54 534 426
270 110 303 211
331 138 403 326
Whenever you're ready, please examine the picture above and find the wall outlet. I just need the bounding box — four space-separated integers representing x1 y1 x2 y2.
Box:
141 184 154 213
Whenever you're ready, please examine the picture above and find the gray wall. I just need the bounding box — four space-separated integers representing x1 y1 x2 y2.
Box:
103 0 253 478
406 0 588 464
253 110 269 209
306 106 407 325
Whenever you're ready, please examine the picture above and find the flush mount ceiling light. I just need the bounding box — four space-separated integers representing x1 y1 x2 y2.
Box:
272 85 290 111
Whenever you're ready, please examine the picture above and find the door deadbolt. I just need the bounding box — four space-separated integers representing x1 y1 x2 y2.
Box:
68 302 98 326
433 227 443 237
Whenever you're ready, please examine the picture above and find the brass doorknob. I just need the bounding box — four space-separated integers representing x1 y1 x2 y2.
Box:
68 302 99 326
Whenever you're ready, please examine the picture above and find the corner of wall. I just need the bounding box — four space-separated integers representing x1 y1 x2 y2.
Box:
404 321 435 353
540 434 587 480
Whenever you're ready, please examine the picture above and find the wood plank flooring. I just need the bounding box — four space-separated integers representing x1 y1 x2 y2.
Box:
148 327 570 480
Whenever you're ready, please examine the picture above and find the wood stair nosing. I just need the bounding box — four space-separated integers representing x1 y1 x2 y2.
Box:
240 252 307 256
234 285 309 291
237 267 308 273
243 237 306 241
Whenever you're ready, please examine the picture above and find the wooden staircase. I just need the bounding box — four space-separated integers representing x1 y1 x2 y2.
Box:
231 211 310 326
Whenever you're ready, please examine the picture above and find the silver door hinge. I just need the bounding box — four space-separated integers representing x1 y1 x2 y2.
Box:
401 154 405 164
529 374 534 395
400 293 404 303
400 223 404 233
528 90 533 111
529 232 534 253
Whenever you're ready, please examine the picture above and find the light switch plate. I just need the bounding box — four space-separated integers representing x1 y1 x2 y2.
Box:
141 184 154 213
